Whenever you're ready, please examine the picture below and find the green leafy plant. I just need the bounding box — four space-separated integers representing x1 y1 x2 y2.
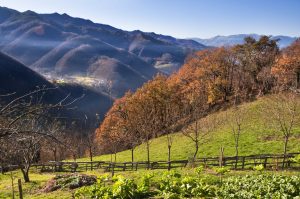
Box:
75 174 153 199
213 167 230 183
253 164 264 173
112 175 138 198
195 165 204 176
75 175 112 199
217 174 300 198
137 173 154 195
214 167 230 175
158 171 182 198
74 171 300 199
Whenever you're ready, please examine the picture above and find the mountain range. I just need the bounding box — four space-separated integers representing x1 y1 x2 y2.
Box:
0 6 207 98
0 6 298 125
191 34 297 48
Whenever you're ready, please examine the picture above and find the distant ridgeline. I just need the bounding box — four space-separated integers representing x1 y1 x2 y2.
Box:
191 34 297 48
0 6 207 98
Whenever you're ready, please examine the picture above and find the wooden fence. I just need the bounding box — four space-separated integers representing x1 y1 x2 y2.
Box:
33 152 300 173
2 152 300 174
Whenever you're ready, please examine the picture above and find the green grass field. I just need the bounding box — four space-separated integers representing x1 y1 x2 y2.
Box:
78 96 300 163
0 171 71 199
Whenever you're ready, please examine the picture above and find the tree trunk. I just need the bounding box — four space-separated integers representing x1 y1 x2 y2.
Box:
53 148 57 162
235 126 241 169
131 147 134 170
146 140 150 169
283 136 289 168
89 146 93 162
168 145 171 170
20 167 30 183
89 146 93 170
193 141 199 160
235 144 239 169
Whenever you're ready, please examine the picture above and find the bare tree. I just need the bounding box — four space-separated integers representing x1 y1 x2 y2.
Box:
0 87 83 182
262 92 300 167
8 118 65 182
41 121 66 162
226 104 247 169
182 116 216 159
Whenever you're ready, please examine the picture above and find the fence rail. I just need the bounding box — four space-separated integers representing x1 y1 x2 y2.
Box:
2 152 300 174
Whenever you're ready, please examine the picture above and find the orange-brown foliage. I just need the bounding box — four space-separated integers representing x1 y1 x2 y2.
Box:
95 36 299 155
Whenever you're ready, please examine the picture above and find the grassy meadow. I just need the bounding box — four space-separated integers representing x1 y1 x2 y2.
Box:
78 96 300 163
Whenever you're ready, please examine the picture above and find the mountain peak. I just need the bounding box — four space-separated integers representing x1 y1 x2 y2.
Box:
22 10 38 16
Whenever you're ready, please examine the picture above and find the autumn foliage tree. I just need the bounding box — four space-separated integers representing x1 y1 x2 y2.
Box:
272 39 300 90
94 36 300 161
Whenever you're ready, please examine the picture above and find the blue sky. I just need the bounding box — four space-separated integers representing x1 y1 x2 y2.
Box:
1 0 299 38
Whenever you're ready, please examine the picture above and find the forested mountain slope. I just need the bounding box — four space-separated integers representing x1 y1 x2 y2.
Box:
94 37 300 160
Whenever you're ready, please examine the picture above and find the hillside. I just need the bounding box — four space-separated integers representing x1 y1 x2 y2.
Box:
192 34 297 48
0 51 111 123
0 6 207 97
0 52 53 94
79 96 300 162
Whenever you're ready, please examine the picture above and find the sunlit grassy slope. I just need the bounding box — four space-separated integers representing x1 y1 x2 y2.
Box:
0 171 72 199
78 95 300 162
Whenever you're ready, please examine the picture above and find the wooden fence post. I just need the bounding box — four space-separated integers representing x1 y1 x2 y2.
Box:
11 172 15 199
111 163 115 177
18 179 23 199
204 158 207 168
241 157 245 170
264 157 268 168
219 147 224 167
